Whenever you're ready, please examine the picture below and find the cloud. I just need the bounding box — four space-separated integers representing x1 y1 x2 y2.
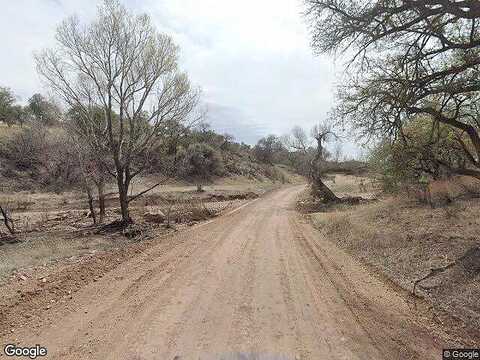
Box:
142 0 341 144
0 0 361 155
205 102 267 144
0 0 97 101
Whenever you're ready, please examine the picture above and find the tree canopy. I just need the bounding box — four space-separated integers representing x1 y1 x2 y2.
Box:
0 87 18 126
305 0 480 178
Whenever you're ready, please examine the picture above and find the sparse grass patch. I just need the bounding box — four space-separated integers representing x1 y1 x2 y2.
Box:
0 232 131 283
310 192 480 329
310 200 391 251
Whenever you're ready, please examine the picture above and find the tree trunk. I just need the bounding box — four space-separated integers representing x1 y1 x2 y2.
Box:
196 183 203 192
166 204 173 228
311 176 340 203
97 180 106 224
310 135 341 203
116 171 131 224
86 187 97 225
118 186 130 224
0 206 15 234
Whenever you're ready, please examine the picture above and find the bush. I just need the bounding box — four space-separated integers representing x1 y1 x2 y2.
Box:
253 135 286 164
368 117 469 192
1 125 46 171
1 125 81 191
178 143 224 189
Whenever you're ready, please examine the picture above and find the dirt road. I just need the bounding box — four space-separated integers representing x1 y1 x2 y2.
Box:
2 186 452 359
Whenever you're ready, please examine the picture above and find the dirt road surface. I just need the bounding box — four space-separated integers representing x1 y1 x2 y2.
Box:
1 186 455 359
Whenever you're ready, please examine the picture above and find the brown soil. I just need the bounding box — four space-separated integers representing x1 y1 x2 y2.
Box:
0 185 475 359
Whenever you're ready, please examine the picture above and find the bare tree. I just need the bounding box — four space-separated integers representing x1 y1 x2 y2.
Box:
284 124 340 202
35 0 199 224
310 123 340 202
220 133 234 151
333 142 342 163
281 126 312 176
304 0 480 179
290 126 310 153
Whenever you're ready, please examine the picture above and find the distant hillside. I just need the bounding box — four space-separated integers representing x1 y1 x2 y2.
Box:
0 122 297 192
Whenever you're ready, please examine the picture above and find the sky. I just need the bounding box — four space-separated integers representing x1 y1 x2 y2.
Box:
0 0 361 156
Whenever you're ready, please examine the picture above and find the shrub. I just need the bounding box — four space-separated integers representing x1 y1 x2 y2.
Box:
179 143 224 190
368 117 470 193
1 125 47 171
1 125 81 191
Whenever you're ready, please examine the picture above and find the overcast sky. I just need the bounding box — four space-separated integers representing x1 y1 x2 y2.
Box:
0 0 361 156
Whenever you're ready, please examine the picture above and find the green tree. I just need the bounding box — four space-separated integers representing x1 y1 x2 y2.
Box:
369 117 470 191
28 94 62 126
181 143 224 192
0 87 17 126
253 135 285 165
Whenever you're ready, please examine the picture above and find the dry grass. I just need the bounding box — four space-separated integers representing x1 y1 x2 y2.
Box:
0 123 22 139
427 176 480 206
0 232 133 283
324 174 378 199
311 190 480 328
390 176 480 207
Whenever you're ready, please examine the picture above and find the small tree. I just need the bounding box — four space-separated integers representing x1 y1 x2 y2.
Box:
333 142 342 163
0 87 18 127
369 117 470 192
0 205 15 235
253 135 285 165
67 106 110 223
75 144 108 224
28 94 62 126
282 126 314 176
284 124 340 202
35 0 199 224
181 143 224 192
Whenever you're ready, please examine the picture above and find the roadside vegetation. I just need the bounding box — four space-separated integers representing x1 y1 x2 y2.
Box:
300 0 480 336
309 175 480 332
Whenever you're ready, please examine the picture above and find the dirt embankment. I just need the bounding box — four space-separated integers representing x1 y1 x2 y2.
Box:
309 174 480 335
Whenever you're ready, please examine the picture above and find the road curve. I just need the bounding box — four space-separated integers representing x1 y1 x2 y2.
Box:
4 186 449 359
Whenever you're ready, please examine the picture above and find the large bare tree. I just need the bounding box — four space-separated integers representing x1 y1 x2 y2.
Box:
310 123 340 202
305 0 480 178
35 0 199 223
285 124 341 202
